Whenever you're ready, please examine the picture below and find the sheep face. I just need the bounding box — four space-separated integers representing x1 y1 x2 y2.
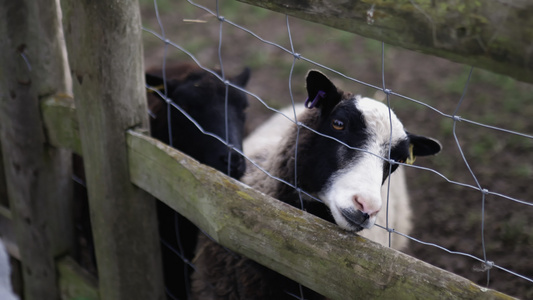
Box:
299 71 441 232
146 65 250 179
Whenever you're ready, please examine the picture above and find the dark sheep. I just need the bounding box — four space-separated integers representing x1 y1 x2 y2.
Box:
145 63 250 178
145 63 250 299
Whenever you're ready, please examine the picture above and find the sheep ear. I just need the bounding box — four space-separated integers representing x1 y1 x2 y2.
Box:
145 73 164 88
407 132 442 156
305 70 342 111
231 67 251 88
145 73 179 95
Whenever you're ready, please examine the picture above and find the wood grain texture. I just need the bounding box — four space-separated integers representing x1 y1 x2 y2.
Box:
0 0 73 299
60 0 165 299
41 95 82 155
238 0 533 84
58 257 99 300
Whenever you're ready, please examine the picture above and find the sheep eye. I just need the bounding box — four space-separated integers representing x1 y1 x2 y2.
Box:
331 119 345 131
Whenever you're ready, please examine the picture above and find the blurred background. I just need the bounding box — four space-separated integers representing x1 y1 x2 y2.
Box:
140 0 533 298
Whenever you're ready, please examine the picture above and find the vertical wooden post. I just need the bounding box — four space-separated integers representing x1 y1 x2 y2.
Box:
0 0 74 299
60 0 165 299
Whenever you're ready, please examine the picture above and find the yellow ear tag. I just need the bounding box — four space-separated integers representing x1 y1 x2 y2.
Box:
146 84 165 93
406 144 416 165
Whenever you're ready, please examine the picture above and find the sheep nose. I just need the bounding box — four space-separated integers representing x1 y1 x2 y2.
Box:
360 212 370 223
353 195 381 217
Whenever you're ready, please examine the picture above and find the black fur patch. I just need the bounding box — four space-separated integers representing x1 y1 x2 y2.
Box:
147 65 249 178
340 207 369 231
297 99 369 194
382 138 410 183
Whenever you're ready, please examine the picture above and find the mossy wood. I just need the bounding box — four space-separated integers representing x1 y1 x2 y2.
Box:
41 96 83 155
237 0 533 84
57 257 99 300
0 0 74 299
127 129 514 300
60 0 165 299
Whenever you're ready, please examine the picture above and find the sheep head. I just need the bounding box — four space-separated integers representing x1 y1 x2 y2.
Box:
298 70 441 232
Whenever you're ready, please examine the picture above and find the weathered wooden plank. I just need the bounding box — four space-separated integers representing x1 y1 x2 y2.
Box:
0 0 74 299
41 95 82 155
58 256 99 300
237 0 533 84
0 142 7 210
127 129 514 300
60 0 165 299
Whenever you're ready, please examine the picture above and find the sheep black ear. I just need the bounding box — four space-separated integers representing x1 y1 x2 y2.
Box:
231 67 251 88
407 133 442 156
305 70 342 111
145 73 164 88
145 73 179 95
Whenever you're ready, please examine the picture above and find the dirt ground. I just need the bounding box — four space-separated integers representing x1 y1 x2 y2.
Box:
141 1 533 298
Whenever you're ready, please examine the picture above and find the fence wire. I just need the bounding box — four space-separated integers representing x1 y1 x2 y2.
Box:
142 0 533 299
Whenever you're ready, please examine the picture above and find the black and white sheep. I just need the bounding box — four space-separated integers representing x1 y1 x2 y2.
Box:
243 103 411 250
191 70 441 299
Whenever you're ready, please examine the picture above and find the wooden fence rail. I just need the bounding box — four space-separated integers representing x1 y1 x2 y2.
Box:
237 0 533 84
0 0 526 299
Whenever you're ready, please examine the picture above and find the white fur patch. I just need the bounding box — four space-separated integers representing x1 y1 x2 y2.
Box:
356 96 406 150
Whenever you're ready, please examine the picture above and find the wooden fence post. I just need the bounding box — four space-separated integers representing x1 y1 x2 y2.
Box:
0 0 74 299
60 0 165 299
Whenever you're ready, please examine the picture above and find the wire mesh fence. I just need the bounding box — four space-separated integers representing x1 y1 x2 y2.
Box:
1 0 532 299
139 0 533 299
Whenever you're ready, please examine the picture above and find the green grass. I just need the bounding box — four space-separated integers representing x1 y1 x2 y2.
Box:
499 213 533 247
511 164 533 178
